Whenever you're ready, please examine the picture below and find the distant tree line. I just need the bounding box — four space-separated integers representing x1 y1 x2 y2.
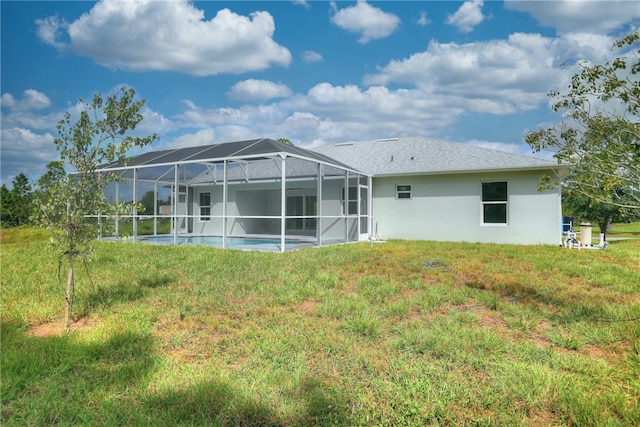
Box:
0 163 172 228
1 173 33 227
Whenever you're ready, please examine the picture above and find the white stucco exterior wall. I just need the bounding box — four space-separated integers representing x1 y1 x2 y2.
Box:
371 170 562 245
186 178 359 240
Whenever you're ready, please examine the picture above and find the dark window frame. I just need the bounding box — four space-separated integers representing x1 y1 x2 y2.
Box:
396 184 412 200
199 192 211 222
481 182 508 225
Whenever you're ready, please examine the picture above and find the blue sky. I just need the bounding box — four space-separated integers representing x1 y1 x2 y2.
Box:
1 0 639 186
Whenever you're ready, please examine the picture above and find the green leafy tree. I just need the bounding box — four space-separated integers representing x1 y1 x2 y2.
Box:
0 184 14 226
562 189 628 235
34 87 158 331
526 32 640 211
277 138 294 146
37 161 66 191
8 173 34 226
31 162 68 230
140 190 157 214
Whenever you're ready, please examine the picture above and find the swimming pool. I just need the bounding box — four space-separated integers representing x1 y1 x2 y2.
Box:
141 235 302 247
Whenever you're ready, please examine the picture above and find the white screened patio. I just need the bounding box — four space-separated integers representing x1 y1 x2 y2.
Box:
94 138 371 252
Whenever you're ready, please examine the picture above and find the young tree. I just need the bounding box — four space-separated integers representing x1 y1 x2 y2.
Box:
35 87 158 331
525 32 640 211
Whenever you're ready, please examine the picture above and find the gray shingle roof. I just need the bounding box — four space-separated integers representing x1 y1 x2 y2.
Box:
311 136 564 176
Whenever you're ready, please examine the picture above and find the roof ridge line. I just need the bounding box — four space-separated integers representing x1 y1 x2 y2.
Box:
229 138 271 157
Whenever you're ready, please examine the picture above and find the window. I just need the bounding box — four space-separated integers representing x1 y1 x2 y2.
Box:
305 195 317 230
341 186 358 214
482 182 507 224
199 192 211 221
287 195 317 231
396 184 412 199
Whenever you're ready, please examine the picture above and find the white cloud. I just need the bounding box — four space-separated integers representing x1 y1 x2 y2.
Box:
417 11 431 27
1 91 60 131
465 139 526 155
1 128 55 155
504 0 640 35
467 138 557 159
330 0 401 44
362 33 619 115
34 15 68 49
167 128 217 149
0 127 57 185
302 50 323 63
176 81 464 148
1 89 51 111
36 0 291 76
136 106 177 136
292 0 310 9
227 79 293 102
553 32 615 65
0 89 178 185
301 83 462 128
446 0 486 33
0 93 16 109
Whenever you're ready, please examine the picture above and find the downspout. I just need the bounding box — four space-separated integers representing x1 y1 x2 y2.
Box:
173 164 179 245
280 154 286 253
153 181 158 236
344 170 349 243
368 175 373 241
317 163 322 247
557 179 563 246
115 181 120 237
356 173 361 239
223 160 228 249
133 167 138 241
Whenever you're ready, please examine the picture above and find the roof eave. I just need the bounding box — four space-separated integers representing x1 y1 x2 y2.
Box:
371 164 572 178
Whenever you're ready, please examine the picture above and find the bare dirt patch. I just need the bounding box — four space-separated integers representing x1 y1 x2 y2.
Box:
28 317 98 337
581 342 628 363
531 320 553 349
299 299 318 315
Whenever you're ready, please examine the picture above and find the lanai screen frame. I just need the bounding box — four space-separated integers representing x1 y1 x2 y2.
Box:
93 139 372 252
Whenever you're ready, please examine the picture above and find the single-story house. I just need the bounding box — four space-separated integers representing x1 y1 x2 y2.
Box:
312 137 568 246
94 137 568 251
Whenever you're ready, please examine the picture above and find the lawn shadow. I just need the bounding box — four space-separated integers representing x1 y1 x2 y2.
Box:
142 374 352 426
1 320 157 425
295 376 350 425
143 379 281 426
78 273 175 316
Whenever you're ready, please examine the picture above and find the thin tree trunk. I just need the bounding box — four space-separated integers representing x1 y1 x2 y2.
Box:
65 259 74 333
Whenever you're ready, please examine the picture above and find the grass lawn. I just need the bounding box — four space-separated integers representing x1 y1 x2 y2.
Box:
572 221 640 239
1 226 639 425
